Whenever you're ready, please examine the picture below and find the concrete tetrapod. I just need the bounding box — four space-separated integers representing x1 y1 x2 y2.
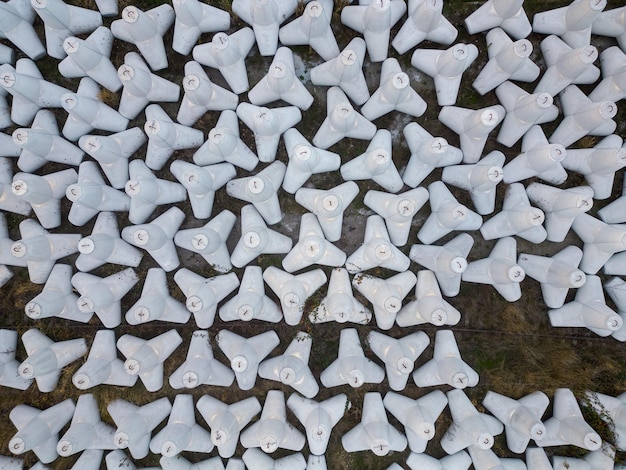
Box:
8 398 75 463
585 390 626 451
196 395 261 459
406 451 472 470
524 447 553 470
552 443 616 470
467 447 526 470
392 0 457 54
69 450 104 470
117 329 183 392
242 448 306 470
0 212 23 287
219 266 282 323
278 0 339 61
126 268 189 325
532 0 606 48
368 330 429 391
604 276 626 342
342 392 407 456
0 329 32 390
413 330 479 389
383 390 448 453
18 328 87 393
171 0 229 56
0 0 46 60
589 46 626 102
571 213 626 274
592 5 626 51
24 264 83 322
170 330 234 390
160 455 225 470
0 158 31 216
287 392 350 456
310 267 372 325
464 0 531 38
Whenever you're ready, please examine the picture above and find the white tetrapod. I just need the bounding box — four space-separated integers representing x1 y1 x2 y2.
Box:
361 57 427 120
605 276 626 342
526 183 593 242
18 328 87 393
110 4 174 71
312 86 376 149
11 168 77 229
149 394 213 458
72 329 138 390
402 121 463 188
116 329 183 392
61 77 129 141
482 390 550 453
71 267 139 328
561 134 626 200
295 182 358 242
143 104 203 171
309 267 372 325
571 213 626 274
368 330 429 390
346 214 410 274
219 265 282 323
538 388 602 451
177 60 237 126
363 187 429 246
11 218 80 284
121 207 185 272
0 0 46 60
174 209 236 272
467 446 527 470
125 159 187 224
8 398 75 463
170 330 234 390
502 126 567 185
196 395 261 459
418 181 482 244
66 161 130 226
259 331 319 398
517 245 587 308
441 389 504 454
242 448 306 470
473 28 539 95
160 455 226 470
0 329 32 390
320 328 384 389
548 274 623 337
56 394 116 458
192 28 255 95
413 329 479 389
585 390 626 450
58 27 120 92
307 454 327 470
174 268 240 328
496 83 559 148
231 0 298 56
340 0 406 62
524 447 553 470
79 127 146 189
552 443 616 470
464 0 532 38
0 212 23 286
309 38 370 105
248 47 314 110
240 389 305 453
282 213 346 273
342 392 407 456
480 182 547 243
126 268 189 325
68 449 104 470
29 0 101 59
384 390 447 453
283 128 341 194
411 43 479 106
340 129 403 193
441 150 505 215
216 329 280 391
438 104 505 163
117 52 181 120
462 236 525 302
549 85 617 148
589 46 626 102
12 109 83 172
406 451 472 470
236 103 301 163
171 0 229 55
592 5 626 51
107 397 172 459
532 0 607 48
534 35 600 96
0 132 20 161
409 233 474 297
193 109 259 171
263 266 327 326
278 0 339 61
94 0 117 16
392 0 457 54
352 271 417 331
287 392 350 456
24 264 83 322
75 211 143 272
230 205 293 268
226 161 286 224
396 269 462 326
